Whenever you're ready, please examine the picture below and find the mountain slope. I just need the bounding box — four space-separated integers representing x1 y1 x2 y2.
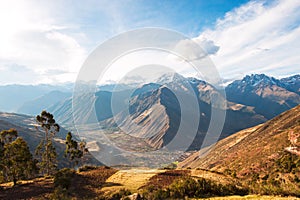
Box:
48 90 131 128
0 84 73 112
179 105 300 195
18 90 71 115
280 74 300 95
226 74 300 119
103 76 266 150
48 73 298 151
0 112 99 167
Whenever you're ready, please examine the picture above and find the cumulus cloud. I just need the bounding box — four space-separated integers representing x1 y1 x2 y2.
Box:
174 39 207 61
0 1 87 84
194 37 220 55
196 0 300 78
172 37 219 62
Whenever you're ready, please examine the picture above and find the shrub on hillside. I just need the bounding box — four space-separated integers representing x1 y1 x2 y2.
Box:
49 187 71 200
142 176 248 199
110 188 131 200
78 165 98 172
276 152 300 173
54 168 75 189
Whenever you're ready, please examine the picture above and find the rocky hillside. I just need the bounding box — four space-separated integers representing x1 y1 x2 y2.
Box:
179 104 300 194
226 74 300 119
101 74 266 150
13 73 298 151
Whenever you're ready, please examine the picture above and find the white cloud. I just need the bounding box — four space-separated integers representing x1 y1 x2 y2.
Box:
195 38 220 55
197 0 300 79
0 0 87 84
1 0 299 85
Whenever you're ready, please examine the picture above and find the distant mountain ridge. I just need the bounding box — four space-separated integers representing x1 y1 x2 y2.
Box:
51 73 271 150
0 73 299 151
17 90 71 115
226 74 300 119
45 73 299 150
280 74 300 95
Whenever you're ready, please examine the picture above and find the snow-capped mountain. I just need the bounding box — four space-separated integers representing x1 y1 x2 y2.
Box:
280 74 300 95
226 74 300 119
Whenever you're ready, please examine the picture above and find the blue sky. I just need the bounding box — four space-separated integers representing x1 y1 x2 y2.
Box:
0 0 299 84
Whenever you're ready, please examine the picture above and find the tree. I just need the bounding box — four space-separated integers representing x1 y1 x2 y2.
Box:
0 129 18 183
0 128 18 144
3 138 36 185
35 110 60 175
65 132 88 168
0 129 35 186
0 129 18 174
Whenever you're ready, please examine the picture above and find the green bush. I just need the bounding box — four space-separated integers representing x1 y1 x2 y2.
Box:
110 188 131 200
78 165 98 172
54 168 75 189
161 163 177 170
49 187 71 200
143 177 248 199
276 153 300 173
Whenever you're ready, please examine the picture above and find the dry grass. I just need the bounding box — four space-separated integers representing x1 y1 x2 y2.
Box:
141 169 190 190
0 166 117 200
1 168 299 199
101 168 165 196
0 177 54 200
191 169 240 186
193 195 300 199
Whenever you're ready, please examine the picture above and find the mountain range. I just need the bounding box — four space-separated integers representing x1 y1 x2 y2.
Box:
0 83 73 113
0 73 299 152
226 74 300 119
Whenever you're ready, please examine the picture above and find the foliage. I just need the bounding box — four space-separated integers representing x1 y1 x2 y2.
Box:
245 152 300 196
78 165 98 172
35 139 57 175
35 110 59 175
0 128 18 144
224 168 237 178
275 152 300 173
110 188 131 199
142 176 248 200
0 129 36 185
54 168 75 189
49 187 71 200
161 162 177 170
64 132 87 168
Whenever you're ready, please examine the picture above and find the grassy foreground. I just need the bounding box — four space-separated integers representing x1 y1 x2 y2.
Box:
194 195 299 199
1 167 299 199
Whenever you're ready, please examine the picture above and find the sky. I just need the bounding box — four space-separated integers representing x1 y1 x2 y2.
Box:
0 0 299 85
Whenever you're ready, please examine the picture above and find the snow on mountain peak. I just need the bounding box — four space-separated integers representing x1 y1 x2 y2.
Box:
156 72 186 84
